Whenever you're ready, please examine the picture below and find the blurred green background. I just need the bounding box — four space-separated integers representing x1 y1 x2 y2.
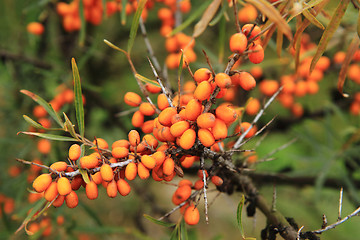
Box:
0 0 360 239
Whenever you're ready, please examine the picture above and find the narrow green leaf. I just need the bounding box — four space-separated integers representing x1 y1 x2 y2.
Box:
15 199 47 235
121 0 128 25
20 90 63 128
143 214 176 227
135 74 161 87
338 35 360 97
80 169 91 184
104 39 128 55
218 16 226 63
63 112 79 140
71 58 85 137
19 131 79 142
245 0 292 40
192 0 221 38
209 1 227 26
23 115 47 130
79 201 103 226
169 1 211 37
237 195 245 238
357 9 360 39
127 0 147 54
180 218 188 240
302 9 324 30
310 0 351 73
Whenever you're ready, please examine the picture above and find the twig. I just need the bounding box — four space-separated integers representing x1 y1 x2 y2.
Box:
312 205 360 234
297 226 304 240
322 214 327 229
16 158 60 175
256 138 297 163
272 183 277 212
200 156 209 224
139 18 161 73
0 50 52 69
232 0 241 33
338 187 343 221
115 107 138 117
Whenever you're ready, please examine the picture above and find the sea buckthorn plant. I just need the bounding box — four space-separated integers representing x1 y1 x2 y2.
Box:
2 0 360 239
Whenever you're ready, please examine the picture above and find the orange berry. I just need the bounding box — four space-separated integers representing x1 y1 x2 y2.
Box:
57 177 72 196
33 105 47 118
107 180 118 198
158 7 173 21
128 130 140 147
112 139 130 149
193 68 212 83
180 0 191 13
248 44 264 64
211 176 223 186
238 72 256 91
242 24 261 40
57 215 65 225
194 81 212 101
211 118 228 140
170 120 190 137
294 81 307 97
80 155 99 169
315 56 330 71
238 4 258 23
86 181 98 200
250 66 263 79
142 120 155 134
152 151 166 166
132 111 144 128
239 122 257 138
291 103 304 117
125 162 137 180
50 162 67 172
44 182 58 202
259 80 279 96
163 157 175 176
100 164 113 182
181 156 197 168
91 172 103 185
197 169 208 178
179 128 196 150
157 94 170 110
52 195 65 208
172 185 192 205
33 174 52 193
141 155 157 169
215 105 237 124
306 81 319 95
137 162 150 179
350 102 360 115
196 113 216 129
27 22 45 35
37 139 51 155
194 179 204 190
124 92 142 107
246 98 260 115
117 178 131 196
112 147 129 159
185 99 202 121
69 144 81 161
178 179 193 187
198 129 215 147
229 32 248 54
139 102 156 116
145 83 161 94
333 51 346 64
159 107 177 126
215 73 232 88
65 191 78 208
93 138 108 150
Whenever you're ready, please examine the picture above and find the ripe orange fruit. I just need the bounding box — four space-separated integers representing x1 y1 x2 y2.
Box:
52 195 65 207
215 73 232 88
33 174 52 193
106 180 118 198
125 162 137 180
185 99 202 121
27 22 45 35
100 164 113 182
259 80 279 96
198 128 215 147
80 155 99 169
117 178 131 196
215 105 238 124
172 184 192 205
193 68 212 83
50 162 68 172
194 80 212 100
248 44 264 64
93 138 109 150
44 182 58 202
196 112 216 128
211 176 223 186
69 144 81 161
163 157 175 176
157 94 170 110
229 32 248 54
65 191 78 208
145 83 161 94
141 155 157 169
211 118 228 140
124 92 142 107
132 110 144 128
37 139 51 155
128 130 140 146
184 205 200 225
242 24 261 40
170 120 190 137
238 72 256 91
246 98 260 115
112 146 129 159
112 139 130 149
179 128 196 150
239 122 257 138
57 177 72 196
85 181 98 200
137 162 150 179
159 107 177 126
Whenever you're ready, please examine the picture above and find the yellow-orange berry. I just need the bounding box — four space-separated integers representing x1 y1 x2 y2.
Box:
125 162 137 180
50 162 67 172
246 98 260 115
80 155 99 169
106 180 118 198
179 129 196 150
157 93 170 110
259 80 279 96
44 182 58 202
91 172 103 185
242 24 261 40
112 139 130 149
193 68 212 83
145 83 161 94
229 32 248 54
117 178 131 196
69 144 81 161
100 164 113 182
185 99 202 121
128 130 140 146
139 102 156 116
215 73 232 89
112 147 129 159
137 162 150 179
211 176 223 186
211 118 228 140
37 139 51 155
170 120 190 137
93 138 108 150
57 177 72 196
132 110 144 128
238 72 256 91
33 174 52 193
163 157 175 176
184 205 200 225
141 155 157 169
159 107 177 126
172 184 192 205
198 128 215 147
27 22 45 35
194 179 204 190
85 181 98 200
215 105 237 124
239 122 257 138
196 112 216 129
124 92 142 107
65 191 78 208
52 195 65 207
248 44 264 64
194 81 212 101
